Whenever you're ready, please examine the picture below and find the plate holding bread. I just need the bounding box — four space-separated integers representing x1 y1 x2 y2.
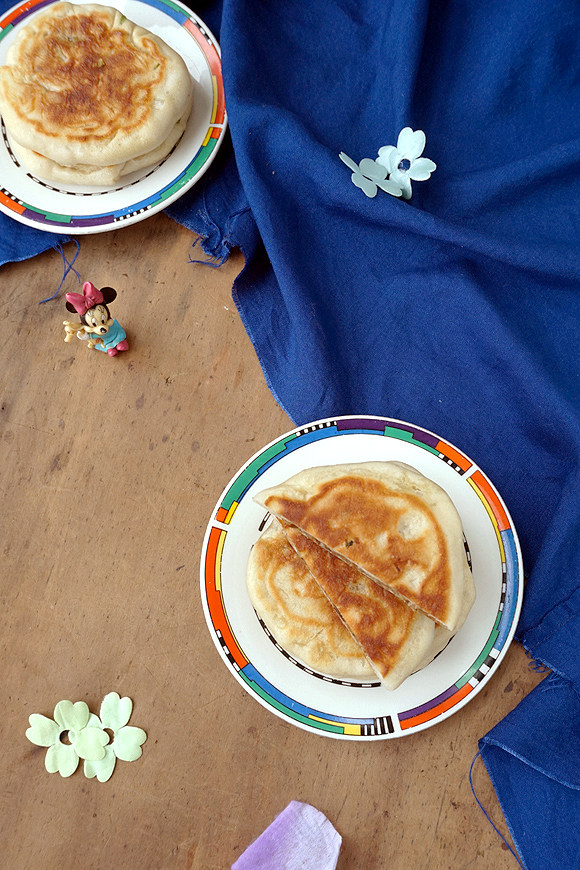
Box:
0 0 226 232
201 416 523 739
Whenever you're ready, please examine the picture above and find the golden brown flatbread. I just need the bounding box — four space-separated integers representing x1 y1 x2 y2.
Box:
0 3 192 178
280 520 445 690
246 520 375 680
254 461 474 632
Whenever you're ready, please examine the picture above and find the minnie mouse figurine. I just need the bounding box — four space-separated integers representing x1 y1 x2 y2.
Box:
63 282 129 356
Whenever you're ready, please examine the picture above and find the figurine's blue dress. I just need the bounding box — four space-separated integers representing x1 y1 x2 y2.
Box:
94 319 126 352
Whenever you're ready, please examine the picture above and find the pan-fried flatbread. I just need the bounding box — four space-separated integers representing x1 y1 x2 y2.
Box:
280 521 442 689
246 520 375 680
10 111 188 185
282 520 475 688
254 461 473 632
0 3 192 172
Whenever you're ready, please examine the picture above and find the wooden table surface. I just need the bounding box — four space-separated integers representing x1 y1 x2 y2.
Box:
0 213 544 869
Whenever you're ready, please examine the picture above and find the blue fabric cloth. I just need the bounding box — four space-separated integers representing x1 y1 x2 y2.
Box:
479 674 580 869
2 1 580 867
0 215 70 269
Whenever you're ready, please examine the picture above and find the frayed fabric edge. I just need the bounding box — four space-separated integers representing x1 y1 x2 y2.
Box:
521 640 580 703
188 235 230 268
176 200 253 268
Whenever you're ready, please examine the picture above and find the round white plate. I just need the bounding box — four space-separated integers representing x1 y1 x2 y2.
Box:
0 0 226 233
200 416 523 740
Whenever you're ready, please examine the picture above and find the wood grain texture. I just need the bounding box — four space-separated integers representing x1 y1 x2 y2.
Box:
0 213 544 869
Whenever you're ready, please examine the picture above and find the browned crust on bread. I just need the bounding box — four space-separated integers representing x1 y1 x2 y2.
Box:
6 8 166 140
264 474 450 624
281 521 424 681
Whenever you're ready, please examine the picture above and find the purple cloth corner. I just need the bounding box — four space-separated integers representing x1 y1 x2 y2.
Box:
232 801 342 870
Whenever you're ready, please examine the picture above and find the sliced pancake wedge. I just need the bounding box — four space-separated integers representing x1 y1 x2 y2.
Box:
280 520 444 690
246 520 375 680
254 461 473 632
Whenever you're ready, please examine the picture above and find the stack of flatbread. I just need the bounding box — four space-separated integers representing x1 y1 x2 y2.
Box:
0 2 193 185
247 461 476 690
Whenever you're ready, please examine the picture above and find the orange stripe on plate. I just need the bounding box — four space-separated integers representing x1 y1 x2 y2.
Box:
204 527 248 669
0 191 25 214
1 3 29 28
1 0 47 29
435 441 472 472
183 21 226 125
400 682 473 730
469 469 510 531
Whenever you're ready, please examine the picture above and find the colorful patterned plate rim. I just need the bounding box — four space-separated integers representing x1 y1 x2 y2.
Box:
200 415 523 740
0 0 226 233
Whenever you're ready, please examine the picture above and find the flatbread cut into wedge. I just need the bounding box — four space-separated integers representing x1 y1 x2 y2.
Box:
280 520 445 690
0 2 193 175
246 520 375 680
254 461 474 632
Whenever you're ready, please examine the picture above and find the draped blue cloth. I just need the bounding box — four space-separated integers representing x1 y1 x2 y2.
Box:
2 1 580 867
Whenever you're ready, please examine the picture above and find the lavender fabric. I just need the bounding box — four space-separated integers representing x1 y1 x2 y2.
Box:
231 801 342 870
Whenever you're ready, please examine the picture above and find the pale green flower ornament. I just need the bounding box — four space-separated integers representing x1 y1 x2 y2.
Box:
84 692 147 783
26 700 109 777
339 152 403 198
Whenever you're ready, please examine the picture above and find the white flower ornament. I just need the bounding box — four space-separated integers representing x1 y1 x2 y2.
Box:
376 127 436 200
340 127 436 200
84 692 147 783
26 700 109 777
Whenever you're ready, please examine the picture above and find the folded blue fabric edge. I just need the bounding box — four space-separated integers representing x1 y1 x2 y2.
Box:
479 670 580 869
231 270 294 422
521 586 580 688
481 673 580 787
0 223 72 271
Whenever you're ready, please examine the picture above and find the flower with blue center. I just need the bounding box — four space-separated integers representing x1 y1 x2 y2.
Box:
376 127 436 200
